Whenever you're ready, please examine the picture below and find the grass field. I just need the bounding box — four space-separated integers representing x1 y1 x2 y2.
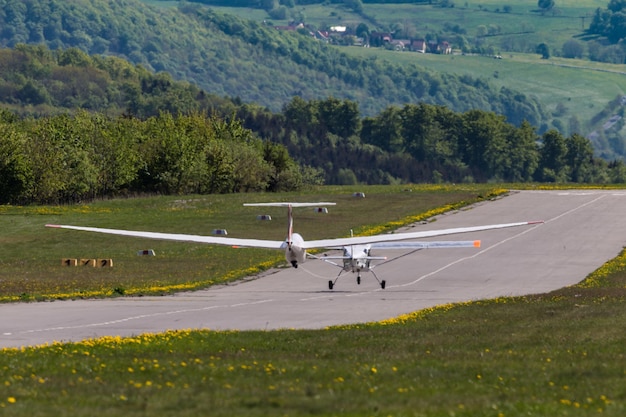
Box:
1 208 625 415
0 184 506 302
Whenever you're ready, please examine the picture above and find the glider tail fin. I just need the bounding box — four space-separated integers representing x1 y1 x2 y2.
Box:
287 204 294 246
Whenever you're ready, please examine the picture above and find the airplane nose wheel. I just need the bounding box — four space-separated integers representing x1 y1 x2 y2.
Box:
328 280 334 290
357 275 361 285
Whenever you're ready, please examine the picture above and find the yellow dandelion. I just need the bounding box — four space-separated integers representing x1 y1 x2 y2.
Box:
7 397 16 404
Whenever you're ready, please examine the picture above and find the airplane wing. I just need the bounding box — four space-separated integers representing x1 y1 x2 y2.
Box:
44 224 286 249
45 221 541 251
301 221 542 249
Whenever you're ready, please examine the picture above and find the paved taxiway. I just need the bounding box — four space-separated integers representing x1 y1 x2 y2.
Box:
2 190 626 348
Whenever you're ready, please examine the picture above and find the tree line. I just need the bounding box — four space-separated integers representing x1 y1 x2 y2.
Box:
0 110 306 205
240 97 626 185
2 95 625 207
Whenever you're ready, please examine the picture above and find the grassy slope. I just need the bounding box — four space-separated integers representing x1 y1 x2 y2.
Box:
345 48 626 130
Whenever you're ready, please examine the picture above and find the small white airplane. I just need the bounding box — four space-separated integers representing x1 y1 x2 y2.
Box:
46 202 542 290
312 235 482 290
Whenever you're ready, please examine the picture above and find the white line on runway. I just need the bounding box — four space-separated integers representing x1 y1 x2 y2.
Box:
545 194 606 224
387 193 607 289
6 299 275 337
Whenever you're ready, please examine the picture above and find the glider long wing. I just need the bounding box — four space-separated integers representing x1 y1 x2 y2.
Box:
45 221 541 249
45 224 286 249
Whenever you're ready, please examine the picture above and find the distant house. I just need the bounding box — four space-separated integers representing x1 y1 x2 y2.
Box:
370 31 393 47
439 41 452 54
391 39 411 51
330 26 347 33
411 39 427 53
427 40 452 54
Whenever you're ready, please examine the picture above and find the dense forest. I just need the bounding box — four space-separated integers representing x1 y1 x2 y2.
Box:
3 96 626 206
1 42 626 207
0 109 309 205
3 92 626 207
242 96 626 185
0 44 240 118
0 0 547 125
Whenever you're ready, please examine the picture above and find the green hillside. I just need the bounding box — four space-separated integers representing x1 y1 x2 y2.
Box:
2 0 626 169
0 0 545 125
190 0 626 159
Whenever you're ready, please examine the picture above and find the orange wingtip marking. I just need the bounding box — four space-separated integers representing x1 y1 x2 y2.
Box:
474 240 481 248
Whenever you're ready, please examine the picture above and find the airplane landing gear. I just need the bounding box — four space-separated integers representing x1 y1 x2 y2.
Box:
371 270 386 289
327 271 386 290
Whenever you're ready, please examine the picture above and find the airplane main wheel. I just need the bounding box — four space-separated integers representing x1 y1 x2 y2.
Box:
380 280 386 289
357 276 361 285
328 280 334 290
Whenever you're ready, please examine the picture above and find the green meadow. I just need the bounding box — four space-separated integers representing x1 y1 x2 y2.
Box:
1 184 626 416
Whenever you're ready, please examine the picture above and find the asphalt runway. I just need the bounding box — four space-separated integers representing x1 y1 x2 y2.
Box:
2 189 626 348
